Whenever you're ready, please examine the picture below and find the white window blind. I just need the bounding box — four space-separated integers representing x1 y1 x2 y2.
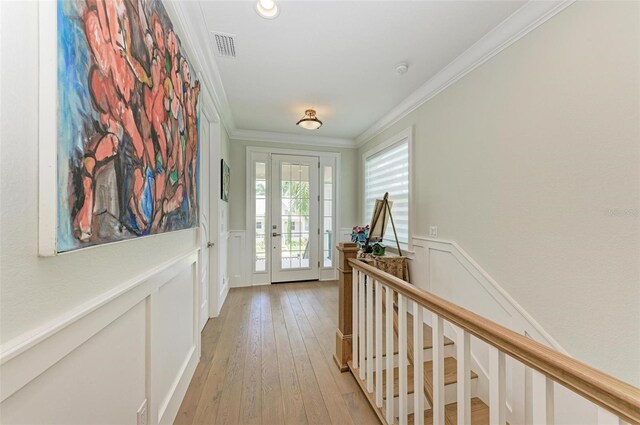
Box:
364 140 409 247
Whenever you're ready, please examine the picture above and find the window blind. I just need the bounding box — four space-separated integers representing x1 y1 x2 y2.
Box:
364 140 409 246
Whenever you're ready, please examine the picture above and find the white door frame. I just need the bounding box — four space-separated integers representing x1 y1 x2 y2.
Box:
199 80 221 324
246 146 340 285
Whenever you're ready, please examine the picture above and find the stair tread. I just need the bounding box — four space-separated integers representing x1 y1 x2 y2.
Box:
407 397 496 425
366 315 454 359
377 357 478 400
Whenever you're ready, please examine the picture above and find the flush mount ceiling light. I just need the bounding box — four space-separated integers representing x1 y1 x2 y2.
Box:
255 0 279 19
296 109 323 130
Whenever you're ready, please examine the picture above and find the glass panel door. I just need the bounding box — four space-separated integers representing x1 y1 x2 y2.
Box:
271 155 319 282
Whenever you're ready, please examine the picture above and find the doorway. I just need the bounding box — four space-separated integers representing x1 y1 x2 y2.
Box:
247 148 339 285
270 155 320 283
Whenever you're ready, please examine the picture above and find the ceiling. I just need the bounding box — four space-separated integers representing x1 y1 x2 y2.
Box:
187 1 527 141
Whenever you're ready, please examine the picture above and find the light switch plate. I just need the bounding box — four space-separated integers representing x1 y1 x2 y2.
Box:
429 225 438 238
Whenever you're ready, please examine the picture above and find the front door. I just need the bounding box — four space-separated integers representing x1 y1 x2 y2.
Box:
270 155 320 283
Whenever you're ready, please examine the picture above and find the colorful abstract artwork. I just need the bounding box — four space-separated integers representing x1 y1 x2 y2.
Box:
57 0 200 252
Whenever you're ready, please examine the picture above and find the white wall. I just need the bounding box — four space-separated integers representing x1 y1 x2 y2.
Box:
0 2 207 423
358 1 640 385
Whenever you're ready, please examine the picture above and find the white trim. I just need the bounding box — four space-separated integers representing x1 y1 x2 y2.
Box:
231 129 356 149
0 250 199 402
38 0 58 256
245 146 340 284
162 0 235 135
361 126 414 251
411 236 567 354
355 0 576 147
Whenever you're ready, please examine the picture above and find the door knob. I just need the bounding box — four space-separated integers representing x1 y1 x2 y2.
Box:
272 232 281 237
207 241 215 248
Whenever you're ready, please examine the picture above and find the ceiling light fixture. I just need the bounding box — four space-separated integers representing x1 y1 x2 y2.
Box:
296 109 323 130
255 0 279 19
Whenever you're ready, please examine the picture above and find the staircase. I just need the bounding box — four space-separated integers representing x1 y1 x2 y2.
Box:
333 243 640 425
352 306 490 425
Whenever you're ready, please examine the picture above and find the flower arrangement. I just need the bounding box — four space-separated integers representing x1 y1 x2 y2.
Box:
351 225 370 249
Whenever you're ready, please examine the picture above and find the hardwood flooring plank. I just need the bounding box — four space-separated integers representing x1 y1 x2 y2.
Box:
277 285 333 425
240 288 263 424
260 287 285 425
215 288 256 425
269 285 309 425
175 290 239 425
285 286 356 425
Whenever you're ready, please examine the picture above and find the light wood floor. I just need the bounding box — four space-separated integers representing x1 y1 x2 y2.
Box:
174 281 379 425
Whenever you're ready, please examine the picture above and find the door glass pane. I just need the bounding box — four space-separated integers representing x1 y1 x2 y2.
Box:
255 162 266 272
281 162 310 270
323 165 333 267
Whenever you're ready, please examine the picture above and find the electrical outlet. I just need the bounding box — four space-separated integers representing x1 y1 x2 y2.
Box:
137 399 148 425
429 225 438 238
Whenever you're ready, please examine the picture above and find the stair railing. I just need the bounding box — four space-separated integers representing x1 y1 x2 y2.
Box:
333 243 640 425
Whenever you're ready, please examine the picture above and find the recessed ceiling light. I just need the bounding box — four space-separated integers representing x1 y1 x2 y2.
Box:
256 0 279 19
296 109 323 130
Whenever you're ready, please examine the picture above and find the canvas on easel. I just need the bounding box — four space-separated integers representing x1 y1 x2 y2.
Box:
364 192 403 256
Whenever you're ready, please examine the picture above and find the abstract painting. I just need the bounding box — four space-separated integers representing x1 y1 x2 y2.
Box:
56 0 200 252
221 159 230 202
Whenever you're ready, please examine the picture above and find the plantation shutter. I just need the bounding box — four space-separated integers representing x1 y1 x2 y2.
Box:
364 140 409 246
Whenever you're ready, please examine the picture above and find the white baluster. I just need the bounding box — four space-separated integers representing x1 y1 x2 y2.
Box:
457 330 471 425
366 276 374 392
532 371 554 425
352 270 358 370
413 303 425 425
489 346 506 425
597 407 625 425
432 313 445 425
375 280 383 407
398 294 408 425
385 286 394 424
359 272 366 380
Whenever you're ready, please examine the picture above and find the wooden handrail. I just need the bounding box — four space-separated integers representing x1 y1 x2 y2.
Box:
348 258 640 425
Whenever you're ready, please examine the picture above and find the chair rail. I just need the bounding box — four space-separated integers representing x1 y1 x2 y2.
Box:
348 258 640 425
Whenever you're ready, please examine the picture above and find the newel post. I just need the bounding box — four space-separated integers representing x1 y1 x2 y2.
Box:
334 242 360 372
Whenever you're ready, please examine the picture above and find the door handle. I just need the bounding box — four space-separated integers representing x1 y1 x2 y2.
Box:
207 241 215 248
272 232 281 237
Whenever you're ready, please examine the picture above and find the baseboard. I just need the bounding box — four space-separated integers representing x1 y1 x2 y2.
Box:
218 281 230 313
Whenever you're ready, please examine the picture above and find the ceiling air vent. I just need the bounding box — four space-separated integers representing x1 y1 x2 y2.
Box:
212 32 237 58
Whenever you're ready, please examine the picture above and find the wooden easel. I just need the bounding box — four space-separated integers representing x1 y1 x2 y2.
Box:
364 192 403 256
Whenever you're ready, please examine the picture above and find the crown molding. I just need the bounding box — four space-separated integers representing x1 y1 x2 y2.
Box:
163 0 237 134
355 0 576 147
230 129 357 149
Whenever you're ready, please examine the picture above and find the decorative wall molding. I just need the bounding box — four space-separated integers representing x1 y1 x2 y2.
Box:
411 236 567 353
409 235 599 424
228 230 249 287
0 251 200 425
230 129 356 149
162 0 236 135
355 0 576 147
166 1 575 151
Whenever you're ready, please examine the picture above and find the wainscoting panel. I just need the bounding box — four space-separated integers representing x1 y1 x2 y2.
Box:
0 301 147 424
409 236 597 424
0 251 200 425
228 230 249 287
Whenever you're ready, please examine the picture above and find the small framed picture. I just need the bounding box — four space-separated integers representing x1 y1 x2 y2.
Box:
221 159 230 202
